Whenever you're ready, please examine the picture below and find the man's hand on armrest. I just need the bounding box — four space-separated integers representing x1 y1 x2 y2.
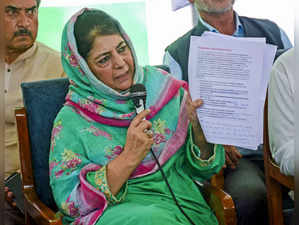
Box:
223 145 242 169
5 186 17 208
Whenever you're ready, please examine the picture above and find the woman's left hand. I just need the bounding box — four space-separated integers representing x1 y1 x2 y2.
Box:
186 94 203 131
186 94 213 159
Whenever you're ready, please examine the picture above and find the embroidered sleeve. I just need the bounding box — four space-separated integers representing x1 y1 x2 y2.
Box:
185 124 225 181
86 165 128 204
190 141 217 167
188 125 217 166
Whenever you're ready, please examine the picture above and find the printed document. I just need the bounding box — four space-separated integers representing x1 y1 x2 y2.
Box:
189 32 276 149
171 0 190 11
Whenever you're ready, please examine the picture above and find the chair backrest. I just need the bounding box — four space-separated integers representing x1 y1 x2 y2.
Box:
21 78 69 210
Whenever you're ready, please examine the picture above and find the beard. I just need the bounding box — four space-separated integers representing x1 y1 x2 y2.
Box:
195 0 235 14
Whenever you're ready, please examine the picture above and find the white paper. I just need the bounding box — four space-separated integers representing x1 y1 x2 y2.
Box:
202 31 266 43
171 0 191 11
202 33 276 145
188 33 276 149
257 44 277 144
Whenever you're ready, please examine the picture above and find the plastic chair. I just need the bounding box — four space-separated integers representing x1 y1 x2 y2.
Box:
264 94 294 225
15 76 236 225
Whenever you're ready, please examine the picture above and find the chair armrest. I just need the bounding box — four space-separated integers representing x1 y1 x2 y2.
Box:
195 181 237 225
23 187 62 225
268 159 294 189
210 169 224 189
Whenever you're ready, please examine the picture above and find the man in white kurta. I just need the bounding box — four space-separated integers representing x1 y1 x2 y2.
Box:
268 48 295 176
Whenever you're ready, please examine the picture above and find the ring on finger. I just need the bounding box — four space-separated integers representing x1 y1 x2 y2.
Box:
144 129 153 137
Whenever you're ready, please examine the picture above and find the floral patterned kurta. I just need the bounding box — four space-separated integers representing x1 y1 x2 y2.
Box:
49 8 225 225
50 86 225 225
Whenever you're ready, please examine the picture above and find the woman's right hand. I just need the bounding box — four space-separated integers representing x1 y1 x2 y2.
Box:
123 109 154 166
106 109 154 195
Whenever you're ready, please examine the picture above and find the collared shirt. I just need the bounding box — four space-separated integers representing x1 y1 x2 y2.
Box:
198 12 244 37
5 42 65 178
164 13 293 81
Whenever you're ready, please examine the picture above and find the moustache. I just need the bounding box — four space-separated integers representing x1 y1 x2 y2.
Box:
14 29 33 38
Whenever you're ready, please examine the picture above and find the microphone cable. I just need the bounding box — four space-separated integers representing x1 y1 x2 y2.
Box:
130 83 196 225
150 148 197 225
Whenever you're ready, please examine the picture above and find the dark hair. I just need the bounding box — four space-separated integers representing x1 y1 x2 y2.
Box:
74 10 120 59
36 0 41 8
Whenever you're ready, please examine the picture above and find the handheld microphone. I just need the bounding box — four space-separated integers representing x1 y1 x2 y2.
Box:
130 83 146 114
130 84 152 135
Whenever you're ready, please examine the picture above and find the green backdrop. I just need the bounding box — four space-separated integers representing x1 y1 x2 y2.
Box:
37 2 149 65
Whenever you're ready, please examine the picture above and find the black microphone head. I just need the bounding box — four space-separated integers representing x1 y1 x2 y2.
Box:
130 84 146 109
